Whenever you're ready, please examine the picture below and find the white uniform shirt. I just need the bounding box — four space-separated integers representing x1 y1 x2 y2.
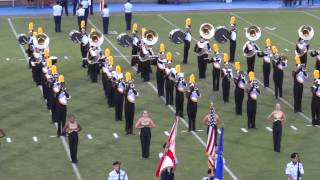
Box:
124 2 133 13
285 162 304 180
185 32 191 42
81 0 89 9
108 169 128 180
88 0 92 6
53 4 62 16
102 8 110 17
77 8 85 17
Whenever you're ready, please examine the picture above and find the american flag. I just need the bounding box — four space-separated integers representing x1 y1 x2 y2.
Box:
99 0 105 12
206 104 217 168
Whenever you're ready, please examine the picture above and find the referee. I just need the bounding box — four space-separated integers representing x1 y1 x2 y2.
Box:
53 1 62 32
124 0 133 31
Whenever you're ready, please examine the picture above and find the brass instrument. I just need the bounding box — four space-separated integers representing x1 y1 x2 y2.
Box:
199 23 215 40
142 29 158 46
298 25 314 41
245 26 261 42
33 33 50 49
88 31 104 47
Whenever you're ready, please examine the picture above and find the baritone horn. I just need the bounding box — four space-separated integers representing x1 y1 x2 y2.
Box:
89 31 104 47
245 25 261 41
142 29 158 46
199 23 215 40
298 25 314 41
34 33 50 49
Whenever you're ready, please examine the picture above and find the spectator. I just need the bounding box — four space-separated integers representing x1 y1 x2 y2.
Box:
107 161 128 180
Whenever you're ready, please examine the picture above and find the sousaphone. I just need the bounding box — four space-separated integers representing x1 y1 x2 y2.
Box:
89 31 104 47
298 25 314 41
142 29 158 46
34 33 50 49
199 23 215 40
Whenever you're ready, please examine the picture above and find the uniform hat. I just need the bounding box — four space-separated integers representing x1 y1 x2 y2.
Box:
47 58 52 68
185 18 191 28
166 52 172 62
28 22 34 32
313 70 319 79
105 48 111 57
189 73 196 84
212 43 219 53
108 56 114 65
235 61 240 71
91 28 96 33
51 65 58 74
44 48 49 58
37 27 43 34
248 71 255 81
230 16 236 25
295 55 301 65
159 43 165 53
223 53 229 63
58 75 65 83
116 65 121 75
265 38 272 47
125 72 132 82
175 64 181 74
132 23 138 33
81 20 86 29
271 46 278 54
141 27 146 37
113 161 121 166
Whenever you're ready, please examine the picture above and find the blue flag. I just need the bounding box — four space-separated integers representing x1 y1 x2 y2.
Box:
214 128 224 180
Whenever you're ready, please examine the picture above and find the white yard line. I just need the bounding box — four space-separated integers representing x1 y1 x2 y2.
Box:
290 125 298 131
265 126 273 132
8 18 83 180
240 128 248 133
88 19 239 180
112 133 119 139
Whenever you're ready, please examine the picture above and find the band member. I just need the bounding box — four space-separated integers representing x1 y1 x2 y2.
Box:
267 103 286 152
221 55 233 103
156 43 166 97
310 48 320 70
135 110 156 158
26 23 35 68
247 72 260 129
175 65 186 117
164 52 175 106
76 4 86 31
87 44 101 83
53 1 62 32
194 36 210 79
51 65 60 123
63 115 81 163
293 56 308 113
80 21 89 68
295 38 309 65
311 70 320 126
208 43 221 91
124 0 133 31
113 66 125 121
272 46 288 99
139 41 153 82
183 18 192 64
243 39 259 73
229 16 237 63
234 63 246 115
285 153 304 180
186 74 201 131
56 75 71 136
40 49 51 101
131 23 140 66
101 49 110 98
124 72 139 135
102 56 115 107
101 4 109 34
257 38 273 87
202 102 221 135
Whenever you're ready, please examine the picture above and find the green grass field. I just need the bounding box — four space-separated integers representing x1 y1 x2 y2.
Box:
1 8 320 180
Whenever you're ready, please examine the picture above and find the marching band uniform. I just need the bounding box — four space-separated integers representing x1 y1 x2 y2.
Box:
31 48 43 86
234 70 246 115
183 24 191 64
131 26 140 66
175 69 186 117
87 45 101 82
164 60 175 106
243 40 259 73
310 49 320 70
208 44 221 91
194 37 210 79
311 73 320 126
113 68 125 121
272 49 288 99
80 25 89 68
106 64 115 108
55 76 71 136
139 42 152 82
26 30 35 68
292 60 307 113
124 73 138 135
257 38 273 87
221 62 233 103
295 38 309 65
156 51 166 97
63 116 81 164
51 71 60 123
247 73 260 129
187 74 200 131
101 51 111 98
229 16 237 63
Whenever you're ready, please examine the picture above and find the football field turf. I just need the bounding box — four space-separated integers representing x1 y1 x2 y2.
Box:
1 8 320 180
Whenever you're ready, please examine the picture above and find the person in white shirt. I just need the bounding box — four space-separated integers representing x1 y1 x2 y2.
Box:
76 4 86 30
81 0 89 19
183 25 191 64
108 161 129 180
285 152 304 180
53 1 63 32
89 0 93 15
101 4 110 34
124 0 133 31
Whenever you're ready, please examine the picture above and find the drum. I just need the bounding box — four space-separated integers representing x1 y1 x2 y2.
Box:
169 29 186 44
117 33 133 47
214 26 230 44
17 34 29 45
69 30 83 44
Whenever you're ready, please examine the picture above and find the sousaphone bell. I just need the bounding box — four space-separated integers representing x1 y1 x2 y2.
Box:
199 23 215 40
34 33 50 49
245 26 261 41
89 31 104 47
298 25 314 41
142 29 158 46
